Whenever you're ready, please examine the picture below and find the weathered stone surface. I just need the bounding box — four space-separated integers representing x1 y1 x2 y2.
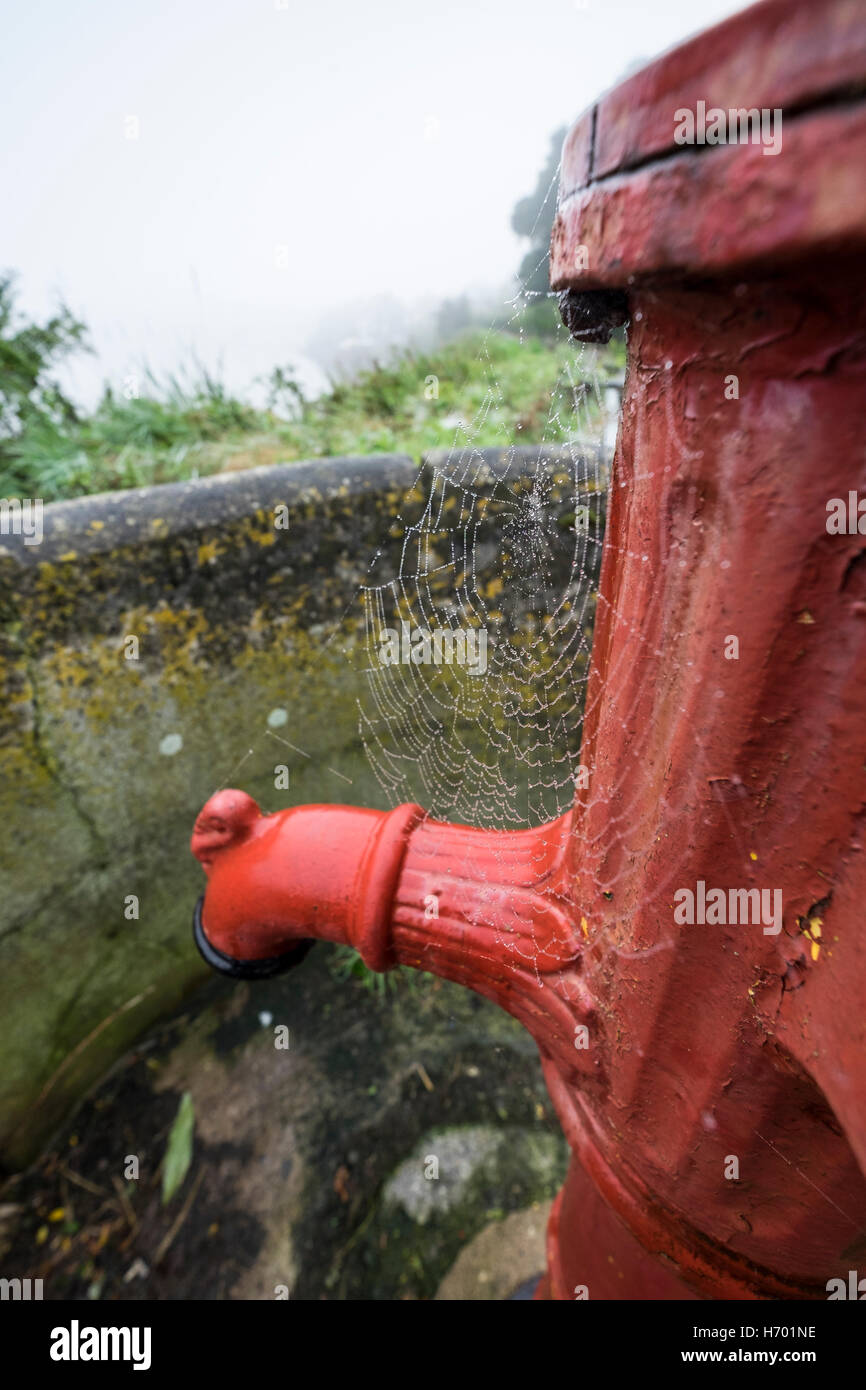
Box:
383 1127 563 1229
0 455 421 1168
435 1202 551 1300
1 943 568 1300
0 445 606 1170
384 1127 503 1224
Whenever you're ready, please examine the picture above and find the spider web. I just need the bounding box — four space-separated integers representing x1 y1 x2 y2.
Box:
355 314 612 832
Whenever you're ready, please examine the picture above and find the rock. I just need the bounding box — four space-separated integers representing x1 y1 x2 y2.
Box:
383 1127 503 1224
435 1202 551 1300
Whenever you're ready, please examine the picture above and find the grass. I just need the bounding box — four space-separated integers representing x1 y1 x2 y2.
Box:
1 326 624 503
328 944 428 1000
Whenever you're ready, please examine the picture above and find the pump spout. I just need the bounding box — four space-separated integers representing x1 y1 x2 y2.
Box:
191 789 596 1080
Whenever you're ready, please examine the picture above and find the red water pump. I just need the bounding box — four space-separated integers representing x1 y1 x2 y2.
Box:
192 0 866 1299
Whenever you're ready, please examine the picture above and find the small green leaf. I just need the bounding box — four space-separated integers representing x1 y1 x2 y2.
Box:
162 1091 195 1205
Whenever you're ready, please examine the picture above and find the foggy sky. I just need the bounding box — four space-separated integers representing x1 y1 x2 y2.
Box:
2 0 747 401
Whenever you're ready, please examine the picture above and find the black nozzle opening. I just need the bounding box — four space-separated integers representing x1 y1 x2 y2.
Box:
193 896 314 980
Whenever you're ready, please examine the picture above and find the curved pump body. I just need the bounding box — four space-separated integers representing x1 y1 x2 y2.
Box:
193 0 866 1299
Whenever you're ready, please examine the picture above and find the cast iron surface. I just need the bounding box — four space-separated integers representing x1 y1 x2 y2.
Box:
193 896 314 980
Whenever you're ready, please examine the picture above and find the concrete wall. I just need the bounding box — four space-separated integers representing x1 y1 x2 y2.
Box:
0 445 606 1170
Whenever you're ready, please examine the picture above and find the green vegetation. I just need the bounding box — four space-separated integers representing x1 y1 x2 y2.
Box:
0 276 622 504
161 1091 195 1205
328 944 431 1001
